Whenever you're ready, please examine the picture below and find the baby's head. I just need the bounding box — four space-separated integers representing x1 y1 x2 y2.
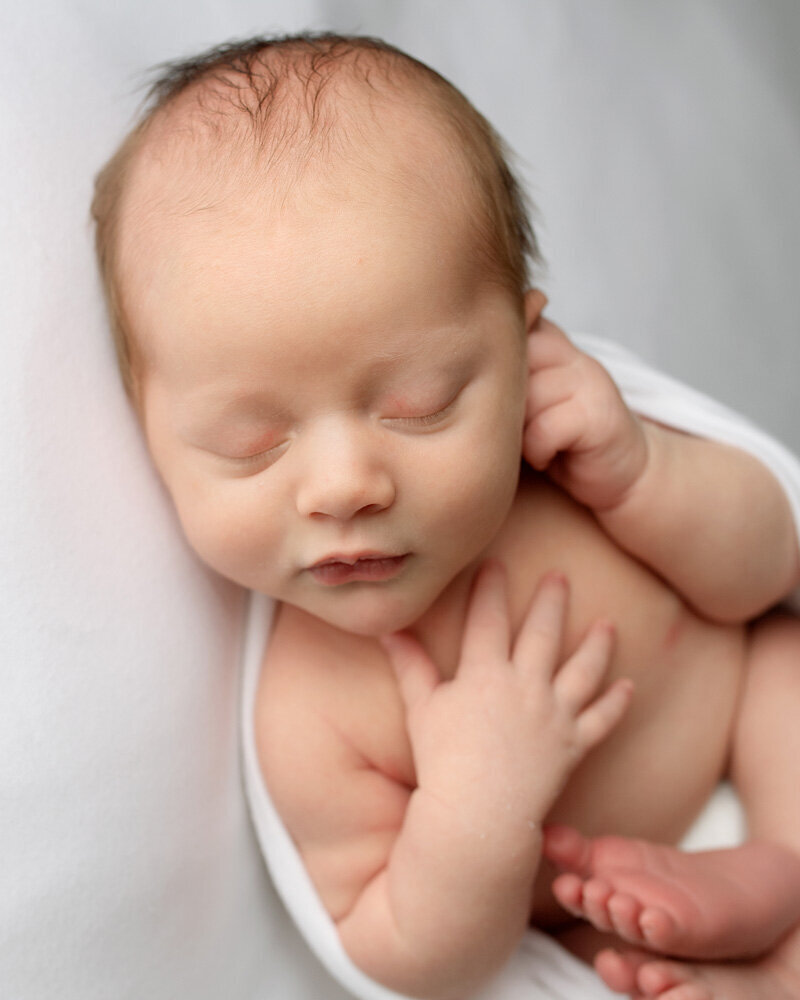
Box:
92 33 547 634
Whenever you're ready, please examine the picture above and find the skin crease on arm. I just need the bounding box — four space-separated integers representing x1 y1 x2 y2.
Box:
335 568 631 999
597 420 800 624
259 566 631 1000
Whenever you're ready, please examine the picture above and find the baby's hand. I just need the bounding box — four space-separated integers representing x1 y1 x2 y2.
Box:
380 562 632 834
524 320 649 511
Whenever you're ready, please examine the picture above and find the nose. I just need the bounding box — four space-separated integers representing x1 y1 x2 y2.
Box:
294 418 396 521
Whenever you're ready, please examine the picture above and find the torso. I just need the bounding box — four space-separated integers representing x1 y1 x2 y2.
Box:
255 468 746 931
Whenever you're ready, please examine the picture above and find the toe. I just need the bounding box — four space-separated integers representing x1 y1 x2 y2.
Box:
607 891 644 943
656 985 712 1000
582 877 615 932
551 872 585 915
639 906 679 952
595 948 653 995
542 824 590 872
637 959 693 996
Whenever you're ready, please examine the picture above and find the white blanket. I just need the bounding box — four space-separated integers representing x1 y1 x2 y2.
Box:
241 337 800 1000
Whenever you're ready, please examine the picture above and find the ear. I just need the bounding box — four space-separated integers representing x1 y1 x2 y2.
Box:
523 288 548 334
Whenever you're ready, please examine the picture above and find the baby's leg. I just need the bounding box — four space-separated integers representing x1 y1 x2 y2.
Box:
544 613 800 964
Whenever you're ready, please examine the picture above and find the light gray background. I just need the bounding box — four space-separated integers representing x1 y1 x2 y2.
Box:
1 3 798 999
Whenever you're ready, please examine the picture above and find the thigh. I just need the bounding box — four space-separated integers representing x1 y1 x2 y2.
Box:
730 612 800 849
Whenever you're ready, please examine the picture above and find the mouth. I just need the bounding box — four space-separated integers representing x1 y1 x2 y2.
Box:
308 552 409 586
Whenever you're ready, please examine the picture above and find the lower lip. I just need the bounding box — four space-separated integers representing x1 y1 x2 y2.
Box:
309 555 408 586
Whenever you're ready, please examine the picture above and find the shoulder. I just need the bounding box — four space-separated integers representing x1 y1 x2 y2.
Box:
256 602 414 791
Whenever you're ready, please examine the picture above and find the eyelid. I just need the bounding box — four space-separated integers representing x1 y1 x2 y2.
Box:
225 439 289 470
382 389 462 428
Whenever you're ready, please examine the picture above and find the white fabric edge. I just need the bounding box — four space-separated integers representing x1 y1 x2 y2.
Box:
241 594 413 1000
241 334 800 999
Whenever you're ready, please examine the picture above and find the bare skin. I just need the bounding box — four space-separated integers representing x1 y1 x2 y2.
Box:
108 32 800 993
544 827 800 960
552 613 800 998
554 922 800 1000
595 932 800 1000
122 79 800 995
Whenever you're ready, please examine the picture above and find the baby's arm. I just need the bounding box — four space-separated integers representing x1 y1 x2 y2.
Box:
338 565 630 998
285 565 630 1000
524 320 800 622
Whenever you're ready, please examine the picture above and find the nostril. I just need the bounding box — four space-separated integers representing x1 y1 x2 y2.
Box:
297 466 395 520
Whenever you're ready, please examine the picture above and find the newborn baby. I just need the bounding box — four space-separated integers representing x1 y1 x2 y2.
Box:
92 33 800 1000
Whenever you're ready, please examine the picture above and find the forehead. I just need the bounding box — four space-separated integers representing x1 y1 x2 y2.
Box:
116 90 486 365
134 181 479 373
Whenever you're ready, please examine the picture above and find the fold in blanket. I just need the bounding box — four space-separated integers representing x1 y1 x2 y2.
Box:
241 335 800 1000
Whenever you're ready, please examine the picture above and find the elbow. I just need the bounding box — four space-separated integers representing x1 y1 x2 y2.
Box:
337 907 521 1000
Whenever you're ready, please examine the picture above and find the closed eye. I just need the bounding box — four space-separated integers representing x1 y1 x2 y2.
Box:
382 392 460 430
226 439 289 471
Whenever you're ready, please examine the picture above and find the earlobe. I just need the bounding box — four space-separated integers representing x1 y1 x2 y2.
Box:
524 288 548 334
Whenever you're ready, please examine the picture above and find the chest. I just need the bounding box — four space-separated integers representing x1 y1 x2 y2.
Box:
259 476 746 921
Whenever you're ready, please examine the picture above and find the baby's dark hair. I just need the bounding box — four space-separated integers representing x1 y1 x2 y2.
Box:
91 32 542 400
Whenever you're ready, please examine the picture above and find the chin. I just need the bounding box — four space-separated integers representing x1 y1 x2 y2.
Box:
313 588 429 638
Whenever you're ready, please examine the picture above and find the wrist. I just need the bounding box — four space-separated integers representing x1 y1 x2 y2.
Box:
591 414 655 515
407 784 544 875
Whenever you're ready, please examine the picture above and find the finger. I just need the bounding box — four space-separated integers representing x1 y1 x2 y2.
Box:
527 365 578 416
511 572 568 678
554 621 616 711
527 326 577 372
576 677 634 750
524 399 588 470
459 560 511 670
379 632 440 714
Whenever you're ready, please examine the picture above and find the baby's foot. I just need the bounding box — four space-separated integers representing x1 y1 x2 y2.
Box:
595 938 800 1000
543 824 800 960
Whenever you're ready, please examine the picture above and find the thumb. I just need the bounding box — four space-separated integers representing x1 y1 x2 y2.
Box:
379 632 440 714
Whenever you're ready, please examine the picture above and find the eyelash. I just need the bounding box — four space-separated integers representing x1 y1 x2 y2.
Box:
226 394 459 469
385 394 460 428
230 441 287 468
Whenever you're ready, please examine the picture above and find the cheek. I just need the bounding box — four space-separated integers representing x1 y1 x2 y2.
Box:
170 480 280 582
416 420 521 537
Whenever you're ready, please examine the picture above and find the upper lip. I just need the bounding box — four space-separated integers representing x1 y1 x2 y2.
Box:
309 551 404 569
